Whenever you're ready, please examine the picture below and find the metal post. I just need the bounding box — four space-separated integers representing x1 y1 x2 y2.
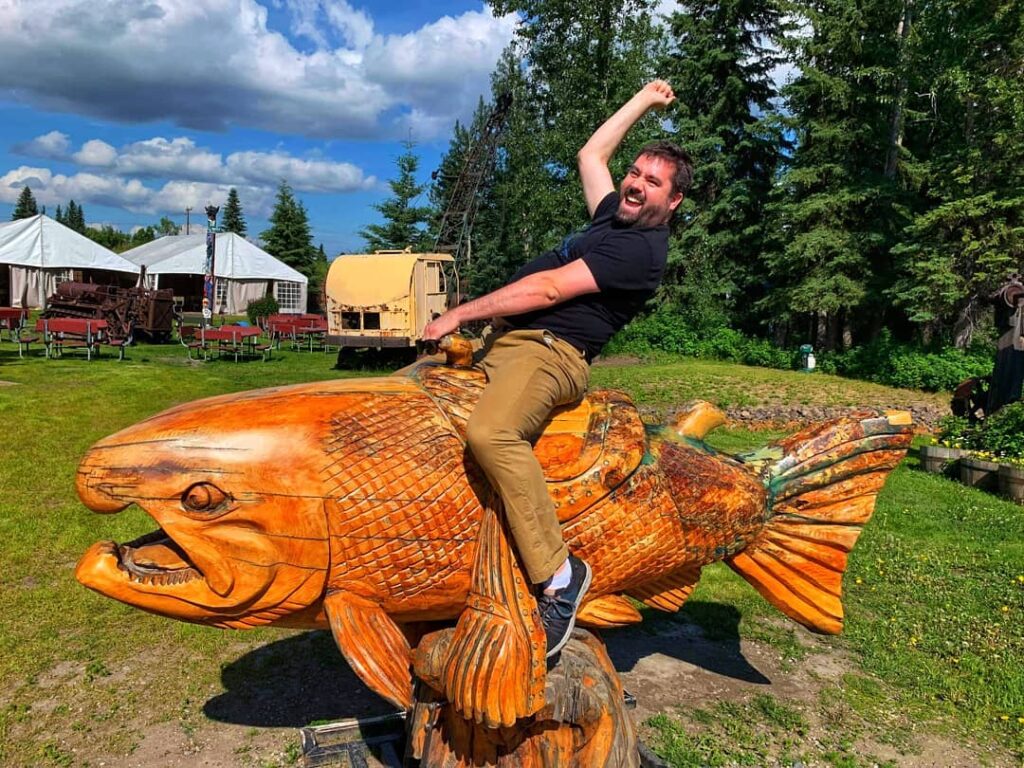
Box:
202 206 219 327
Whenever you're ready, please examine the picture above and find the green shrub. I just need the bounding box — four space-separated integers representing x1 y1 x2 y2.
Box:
246 295 280 327
935 414 978 449
821 331 991 391
975 402 1024 458
607 312 992 392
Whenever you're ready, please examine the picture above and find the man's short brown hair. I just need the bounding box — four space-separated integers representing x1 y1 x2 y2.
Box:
637 140 694 197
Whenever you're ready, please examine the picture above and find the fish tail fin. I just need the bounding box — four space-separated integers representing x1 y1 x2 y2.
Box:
727 411 913 634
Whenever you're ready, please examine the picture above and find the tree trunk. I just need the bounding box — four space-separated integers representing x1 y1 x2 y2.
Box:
884 0 914 179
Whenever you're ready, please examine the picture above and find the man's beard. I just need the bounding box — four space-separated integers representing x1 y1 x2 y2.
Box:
614 199 665 228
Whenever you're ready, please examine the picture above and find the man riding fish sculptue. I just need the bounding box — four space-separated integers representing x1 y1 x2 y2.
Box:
421 79 693 659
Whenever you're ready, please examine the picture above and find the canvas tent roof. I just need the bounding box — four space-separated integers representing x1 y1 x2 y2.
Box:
121 233 307 283
0 214 139 273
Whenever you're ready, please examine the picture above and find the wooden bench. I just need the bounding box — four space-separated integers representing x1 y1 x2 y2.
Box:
37 318 128 360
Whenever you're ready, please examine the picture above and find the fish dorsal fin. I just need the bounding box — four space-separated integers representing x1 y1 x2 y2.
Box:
728 411 913 635
626 565 702 612
576 595 643 628
323 588 413 710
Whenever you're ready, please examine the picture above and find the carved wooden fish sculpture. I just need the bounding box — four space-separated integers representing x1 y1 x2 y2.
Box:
75 360 912 723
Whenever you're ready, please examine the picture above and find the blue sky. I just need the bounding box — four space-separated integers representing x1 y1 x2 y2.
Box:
0 0 519 256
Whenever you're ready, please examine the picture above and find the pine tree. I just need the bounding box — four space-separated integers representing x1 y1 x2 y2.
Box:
260 181 317 275
359 140 433 251
761 0 910 350
221 187 247 236
12 186 38 219
661 0 789 332
473 0 665 290
63 200 86 233
887 0 1024 346
54 204 63 224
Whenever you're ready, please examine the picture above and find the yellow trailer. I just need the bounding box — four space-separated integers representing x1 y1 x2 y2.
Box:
324 250 454 351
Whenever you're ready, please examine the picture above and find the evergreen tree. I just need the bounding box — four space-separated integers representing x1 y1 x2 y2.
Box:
761 0 910 349
460 0 664 294
155 216 178 236
887 0 1024 346
661 0 789 332
54 203 63 224
260 180 317 275
65 200 86 233
359 140 433 251
221 187 247 236
12 186 38 219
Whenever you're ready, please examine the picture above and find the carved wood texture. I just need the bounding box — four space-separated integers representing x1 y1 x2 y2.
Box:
74 362 914 751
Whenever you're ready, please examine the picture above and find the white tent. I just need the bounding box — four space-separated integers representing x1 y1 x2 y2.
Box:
121 233 308 314
0 214 140 308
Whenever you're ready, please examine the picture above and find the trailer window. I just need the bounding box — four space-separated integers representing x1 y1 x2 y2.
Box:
363 312 381 330
426 262 446 294
341 312 360 330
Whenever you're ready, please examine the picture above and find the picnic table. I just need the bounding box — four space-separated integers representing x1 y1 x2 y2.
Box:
267 314 330 352
35 317 130 360
202 325 271 362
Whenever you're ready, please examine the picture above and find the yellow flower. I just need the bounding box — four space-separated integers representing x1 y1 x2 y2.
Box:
1001 605 1010 613
1000 715 1010 721
855 577 863 585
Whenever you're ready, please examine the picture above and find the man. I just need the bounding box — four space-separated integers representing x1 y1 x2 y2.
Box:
422 80 692 657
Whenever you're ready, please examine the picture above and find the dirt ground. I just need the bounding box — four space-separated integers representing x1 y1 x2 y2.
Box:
25 620 1012 768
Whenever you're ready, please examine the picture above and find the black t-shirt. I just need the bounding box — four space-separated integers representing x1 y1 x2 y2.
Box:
504 191 668 360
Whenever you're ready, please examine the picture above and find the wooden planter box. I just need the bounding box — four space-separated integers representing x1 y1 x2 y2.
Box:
919 444 963 474
959 456 1001 492
998 465 1024 505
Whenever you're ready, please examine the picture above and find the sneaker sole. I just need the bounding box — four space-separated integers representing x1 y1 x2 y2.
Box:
545 560 592 658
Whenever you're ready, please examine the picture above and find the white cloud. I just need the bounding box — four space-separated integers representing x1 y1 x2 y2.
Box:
0 164 276 217
0 0 516 140
12 130 71 160
73 139 118 167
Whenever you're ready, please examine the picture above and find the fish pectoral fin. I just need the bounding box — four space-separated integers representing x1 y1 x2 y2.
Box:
323 590 413 711
626 564 702 612
576 594 643 628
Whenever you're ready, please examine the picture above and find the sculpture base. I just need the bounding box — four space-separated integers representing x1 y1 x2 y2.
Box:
408 629 640 768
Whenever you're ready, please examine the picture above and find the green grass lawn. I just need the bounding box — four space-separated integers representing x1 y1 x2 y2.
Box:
0 340 1020 767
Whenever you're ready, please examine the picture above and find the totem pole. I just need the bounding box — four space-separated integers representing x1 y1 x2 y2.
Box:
202 205 219 326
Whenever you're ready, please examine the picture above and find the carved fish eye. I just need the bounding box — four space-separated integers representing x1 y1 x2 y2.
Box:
181 483 229 514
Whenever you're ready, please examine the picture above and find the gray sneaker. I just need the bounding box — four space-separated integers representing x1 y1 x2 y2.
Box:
537 555 592 658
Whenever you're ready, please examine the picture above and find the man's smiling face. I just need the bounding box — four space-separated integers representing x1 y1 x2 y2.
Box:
614 153 684 228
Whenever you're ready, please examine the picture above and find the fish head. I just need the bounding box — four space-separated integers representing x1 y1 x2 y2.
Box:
75 385 335 629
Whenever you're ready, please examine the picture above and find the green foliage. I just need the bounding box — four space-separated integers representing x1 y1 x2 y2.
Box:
155 216 178 236
935 414 977 449
606 305 795 369
975 402 1024 458
661 0 787 327
261 181 317 277
359 140 432 252
12 186 38 220
83 224 156 253
820 331 992 391
246 295 280 327
221 187 247 236
57 200 86 233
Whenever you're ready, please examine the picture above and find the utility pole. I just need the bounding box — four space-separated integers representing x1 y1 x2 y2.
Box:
185 206 192 235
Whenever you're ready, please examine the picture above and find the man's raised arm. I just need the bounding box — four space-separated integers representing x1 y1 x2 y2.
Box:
577 80 676 217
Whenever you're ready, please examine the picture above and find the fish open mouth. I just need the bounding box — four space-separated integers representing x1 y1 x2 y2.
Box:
111 529 202 587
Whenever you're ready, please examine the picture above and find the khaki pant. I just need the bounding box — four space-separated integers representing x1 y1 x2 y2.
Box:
466 328 590 584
